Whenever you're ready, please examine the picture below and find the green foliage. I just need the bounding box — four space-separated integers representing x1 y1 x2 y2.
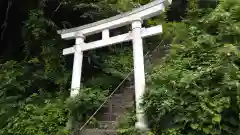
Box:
102 47 133 79
6 0 240 134
1 98 69 135
0 87 107 135
1 0 137 133
142 0 240 134
117 111 156 135
0 61 25 129
117 111 139 135
162 22 188 44
65 87 108 122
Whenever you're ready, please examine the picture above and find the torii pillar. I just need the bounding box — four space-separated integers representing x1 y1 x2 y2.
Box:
70 34 85 96
57 0 172 131
131 19 148 129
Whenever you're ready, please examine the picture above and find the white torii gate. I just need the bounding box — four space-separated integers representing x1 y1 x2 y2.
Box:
57 0 171 130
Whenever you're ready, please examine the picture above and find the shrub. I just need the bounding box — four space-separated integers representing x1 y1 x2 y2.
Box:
0 87 108 135
143 0 240 134
0 98 69 135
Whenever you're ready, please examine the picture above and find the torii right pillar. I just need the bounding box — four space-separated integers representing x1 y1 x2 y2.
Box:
131 19 148 130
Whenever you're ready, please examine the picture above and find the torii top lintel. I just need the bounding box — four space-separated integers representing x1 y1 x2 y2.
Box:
57 0 172 40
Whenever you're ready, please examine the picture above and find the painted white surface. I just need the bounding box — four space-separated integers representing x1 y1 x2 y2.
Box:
102 29 110 39
131 19 148 130
63 25 163 55
70 37 84 97
58 3 165 39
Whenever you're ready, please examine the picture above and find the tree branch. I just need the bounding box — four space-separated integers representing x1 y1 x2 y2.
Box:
51 3 62 17
1 0 12 40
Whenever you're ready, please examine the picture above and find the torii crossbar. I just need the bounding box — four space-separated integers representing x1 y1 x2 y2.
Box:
57 0 172 130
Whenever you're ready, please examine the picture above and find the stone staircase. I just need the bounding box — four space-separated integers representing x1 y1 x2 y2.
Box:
76 84 135 135
73 43 168 135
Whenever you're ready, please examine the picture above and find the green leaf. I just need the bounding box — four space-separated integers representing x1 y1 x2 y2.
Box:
212 114 221 123
190 124 199 130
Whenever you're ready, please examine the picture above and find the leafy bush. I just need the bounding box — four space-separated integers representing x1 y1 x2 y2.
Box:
143 0 240 134
0 62 108 135
116 110 139 135
1 98 69 135
66 87 109 124
0 87 108 135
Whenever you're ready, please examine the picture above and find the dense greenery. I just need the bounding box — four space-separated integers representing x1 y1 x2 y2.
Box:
0 0 140 134
2 0 238 134
1 0 177 134
142 0 240 134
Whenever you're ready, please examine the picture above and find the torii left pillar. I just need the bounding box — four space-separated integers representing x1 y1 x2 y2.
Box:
66 34 85 130
71 35 85 95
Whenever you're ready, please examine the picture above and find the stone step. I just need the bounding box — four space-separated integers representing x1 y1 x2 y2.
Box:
96 92 134 121
123 86 134 94
98 121 117 129
111 93 133 103
114 85 134 94
122 101 134 108
91 86 134 121
74 86 134 134
79 129 116 135
110 94 123 104
100 103 132 115
97 112 120 121
85 121 116 130
102 94 133 107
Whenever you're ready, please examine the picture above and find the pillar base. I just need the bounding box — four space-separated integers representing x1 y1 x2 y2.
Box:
135 121 148 131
